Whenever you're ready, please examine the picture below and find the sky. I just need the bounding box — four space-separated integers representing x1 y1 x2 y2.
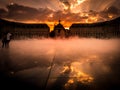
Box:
0 0 120 30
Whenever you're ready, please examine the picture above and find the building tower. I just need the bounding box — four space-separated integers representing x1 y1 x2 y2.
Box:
53 20 66 38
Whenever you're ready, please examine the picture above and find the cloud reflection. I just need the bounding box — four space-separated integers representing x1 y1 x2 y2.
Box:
0 38 120 90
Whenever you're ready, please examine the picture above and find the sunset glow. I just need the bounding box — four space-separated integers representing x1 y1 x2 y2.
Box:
61 61 94 88
0 1 120 90
0 0 119 29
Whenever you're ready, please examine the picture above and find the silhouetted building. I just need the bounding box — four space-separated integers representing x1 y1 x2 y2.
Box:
0 17 120 39
0 19 50 39
53 20 66 38
70 17 120 38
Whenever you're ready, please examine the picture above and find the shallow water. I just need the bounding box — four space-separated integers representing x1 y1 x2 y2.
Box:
0 38 120 90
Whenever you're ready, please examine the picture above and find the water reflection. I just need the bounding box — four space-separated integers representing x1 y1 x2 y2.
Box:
0 38 120 90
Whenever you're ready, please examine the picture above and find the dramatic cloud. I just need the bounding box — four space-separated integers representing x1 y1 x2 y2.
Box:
0 0 120 30
113 0 120 9
105 6 120 15
5 4 40 21
57 0 117 13
2 3 119 21
98 6 120 21
0 0 120 11
59 0 71 10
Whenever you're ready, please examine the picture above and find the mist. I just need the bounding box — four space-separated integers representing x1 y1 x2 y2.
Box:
0 38 120 90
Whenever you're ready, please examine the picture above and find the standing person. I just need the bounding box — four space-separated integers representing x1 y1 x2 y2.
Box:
6 32 12 48
2 33 7 48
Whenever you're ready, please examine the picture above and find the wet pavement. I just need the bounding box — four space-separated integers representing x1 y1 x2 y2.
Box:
0 39 120 90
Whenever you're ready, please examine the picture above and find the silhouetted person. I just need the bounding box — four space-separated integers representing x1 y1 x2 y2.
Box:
2 33 7 48
6 32 12 48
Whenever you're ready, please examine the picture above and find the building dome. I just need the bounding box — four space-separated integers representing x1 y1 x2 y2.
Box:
54 20 65 32
53 20 66 38
54 23 64 29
